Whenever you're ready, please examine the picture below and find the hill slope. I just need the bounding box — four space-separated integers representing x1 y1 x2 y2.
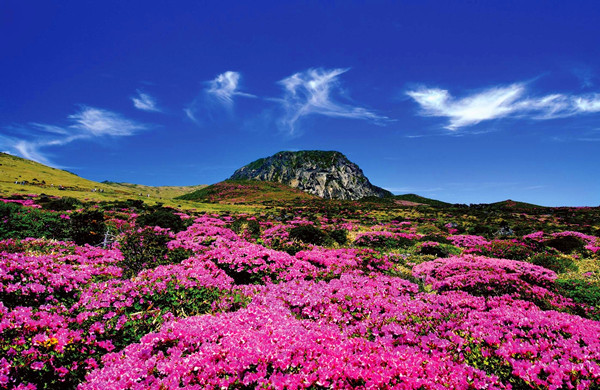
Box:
394 194 451 207
229 151 391 200
177 179 318 204
0 152 205 201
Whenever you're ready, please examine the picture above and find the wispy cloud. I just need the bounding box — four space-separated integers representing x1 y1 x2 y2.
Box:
407 83 600 130
131 90 160 112
1 106 147 166
69 106 146 136
277 68 389 134
207 71 255 107
185 71 255 124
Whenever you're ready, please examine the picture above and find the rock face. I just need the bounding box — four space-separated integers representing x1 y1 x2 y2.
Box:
229 151 391 200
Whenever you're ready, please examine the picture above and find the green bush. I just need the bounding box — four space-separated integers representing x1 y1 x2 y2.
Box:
418 243 460 258
469 240 534 261
68 209 106 246
529 252 577 273
136 207 186 232
229 218 261 239
289 225 329 246
0 202 69 240
118 227 193 278
329 229 348 245
545 236 586 254
39 195 81 211
556 279 600 321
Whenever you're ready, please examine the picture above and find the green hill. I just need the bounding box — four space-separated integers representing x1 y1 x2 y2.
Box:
393 193 451 207
0 153 207 207
488 199 543 210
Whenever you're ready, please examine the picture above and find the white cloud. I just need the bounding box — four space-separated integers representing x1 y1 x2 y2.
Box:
407 83 600 130
573 94 600 113
13 140 52 166
184 71 255 125
68 106 147 136
206 71 255 107
2 106 147 166
277 68 389 134
132 90 160 112
407 84 525 130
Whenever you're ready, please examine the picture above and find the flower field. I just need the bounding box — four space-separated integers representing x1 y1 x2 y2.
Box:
1 194 600 389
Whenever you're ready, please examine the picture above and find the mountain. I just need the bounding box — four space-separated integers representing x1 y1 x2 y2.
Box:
228 151 392 200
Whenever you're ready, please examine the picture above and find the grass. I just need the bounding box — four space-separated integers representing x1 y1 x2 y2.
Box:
393 193 451 207
0 153 261 213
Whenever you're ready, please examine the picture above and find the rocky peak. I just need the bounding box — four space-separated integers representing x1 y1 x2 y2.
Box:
229 151 391 200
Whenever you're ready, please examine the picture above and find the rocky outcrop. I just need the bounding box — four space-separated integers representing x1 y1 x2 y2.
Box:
229 151 391 200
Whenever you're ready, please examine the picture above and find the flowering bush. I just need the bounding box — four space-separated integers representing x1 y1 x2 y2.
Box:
354 231 422 249
82 276 600 390
412 255 574 311
2 196 600 389
466 239 535 261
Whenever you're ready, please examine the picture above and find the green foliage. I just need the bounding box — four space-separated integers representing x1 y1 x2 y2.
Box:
229 218 261 239
143 283 222 319
99 198 147 211
529 252 577 273
289 225 329 246
417 243 460 258
0 202 69 240
460 335 534 390
136 206 186 232
38 195 82 211
355 235 414 250
118 228 193 278
545 235 586 254
556 279 600 321
69 209 106 246
329 229 348 245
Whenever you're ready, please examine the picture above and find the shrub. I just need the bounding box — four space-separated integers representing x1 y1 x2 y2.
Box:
229 218 261 239
556 279 600 320
468 239 534 260
39 196 81 211
417 242 460 258
289 225 329 246
118 227 192 278
136 207 186 232
329 229 348 245
354 231 420 250
68 209 106 246
0 202 69 240
545 235 586 254
529 252 577 273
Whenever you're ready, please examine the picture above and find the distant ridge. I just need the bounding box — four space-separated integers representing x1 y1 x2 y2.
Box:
229 150 391 200
393 194 451 207
488 199 543 210
0 152 205 200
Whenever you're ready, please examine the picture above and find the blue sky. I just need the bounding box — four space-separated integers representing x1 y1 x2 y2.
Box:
1 1 599 206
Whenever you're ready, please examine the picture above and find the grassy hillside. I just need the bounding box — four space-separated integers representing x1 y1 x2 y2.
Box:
0 153 263 213
177 179 318 204
489 199 543 210
394 193 451 207
101 181 207 199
